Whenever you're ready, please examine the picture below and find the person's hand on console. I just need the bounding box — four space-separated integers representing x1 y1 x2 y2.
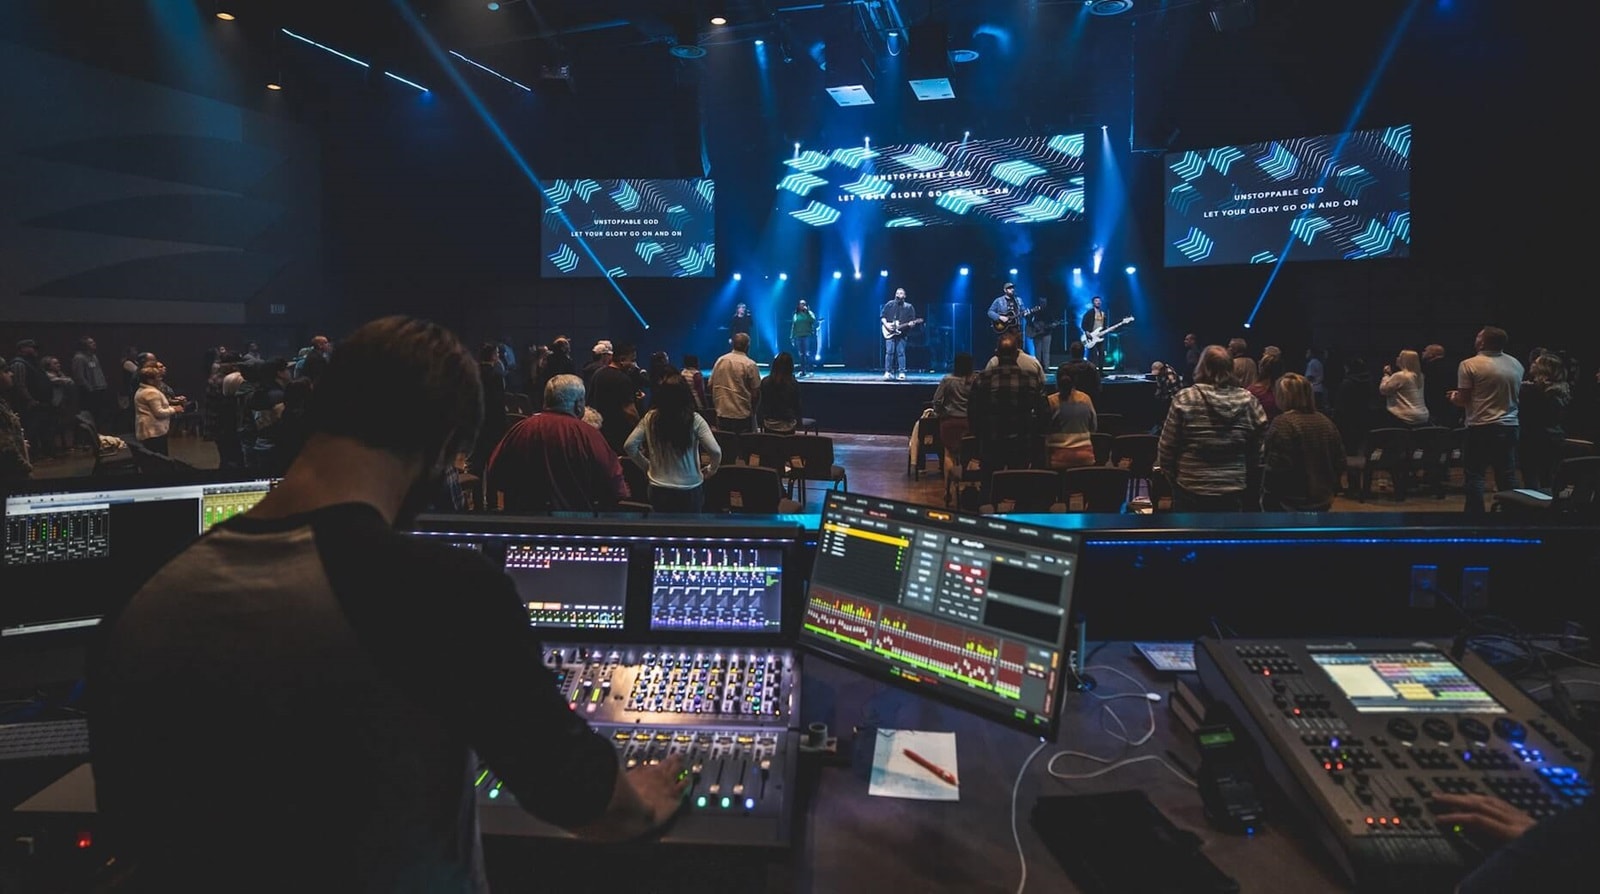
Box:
570 753 690 841
1429 792 1536 844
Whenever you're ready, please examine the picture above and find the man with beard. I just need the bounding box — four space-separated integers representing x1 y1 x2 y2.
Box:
87 316 686 893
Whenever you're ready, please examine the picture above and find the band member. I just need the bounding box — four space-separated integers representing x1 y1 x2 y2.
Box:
1026 295 1059 366
791 299 819 378
880 288 919 380
728 302 753 355
986 282 1027 336
1080 295 1109 368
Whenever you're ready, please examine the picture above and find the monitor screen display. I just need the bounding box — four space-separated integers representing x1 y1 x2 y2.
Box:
1311 651 1506 715
649 545 784 633
1163 124 1411 267
800 492 1079 738
2 477 279 638
503 543 629 630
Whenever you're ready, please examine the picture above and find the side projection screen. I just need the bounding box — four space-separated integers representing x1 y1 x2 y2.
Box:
541 178 715 278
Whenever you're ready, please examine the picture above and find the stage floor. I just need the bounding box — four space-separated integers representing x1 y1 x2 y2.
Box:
773 369 1162 435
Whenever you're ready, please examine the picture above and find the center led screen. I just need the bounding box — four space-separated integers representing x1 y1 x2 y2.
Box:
775 135 1086 228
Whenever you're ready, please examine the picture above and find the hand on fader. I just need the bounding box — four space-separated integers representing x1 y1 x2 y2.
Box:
1430 792 1537 844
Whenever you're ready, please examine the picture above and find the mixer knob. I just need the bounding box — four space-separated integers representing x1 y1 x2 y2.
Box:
1421 719 1455 743
1493 717 1527 743
1386 718 1419 742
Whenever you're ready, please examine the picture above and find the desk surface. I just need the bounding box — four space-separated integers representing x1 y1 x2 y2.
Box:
4 643 1354 894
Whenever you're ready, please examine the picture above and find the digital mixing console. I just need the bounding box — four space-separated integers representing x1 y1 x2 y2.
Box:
475 644 801 848
1197 637 1593 892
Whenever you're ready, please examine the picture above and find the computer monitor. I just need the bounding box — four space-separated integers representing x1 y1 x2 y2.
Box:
801 491 1081 739
2 475 279 641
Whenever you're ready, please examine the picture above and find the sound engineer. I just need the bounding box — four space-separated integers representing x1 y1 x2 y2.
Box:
1433 791 1599 891
87 316 688 893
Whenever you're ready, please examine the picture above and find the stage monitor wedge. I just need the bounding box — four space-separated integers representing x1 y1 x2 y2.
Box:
1163 124 1412 267
540 178 715 278
800 492 1079 739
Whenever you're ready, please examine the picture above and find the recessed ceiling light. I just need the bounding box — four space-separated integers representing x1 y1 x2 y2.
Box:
266 83 282 90
215 12 235 21
710 16 727 25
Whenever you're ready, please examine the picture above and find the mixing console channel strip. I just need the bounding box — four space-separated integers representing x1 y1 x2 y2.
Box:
476 644 800 848
1197 638 1592 892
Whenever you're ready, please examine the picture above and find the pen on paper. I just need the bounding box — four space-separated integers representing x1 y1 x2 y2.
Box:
903 749 958 785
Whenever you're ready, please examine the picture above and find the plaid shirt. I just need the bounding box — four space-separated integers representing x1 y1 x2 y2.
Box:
968 359 1048 444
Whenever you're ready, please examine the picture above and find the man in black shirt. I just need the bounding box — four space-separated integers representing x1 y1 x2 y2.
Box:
89 316 686 893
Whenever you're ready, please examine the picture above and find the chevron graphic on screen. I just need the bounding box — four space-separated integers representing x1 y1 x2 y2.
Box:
774 135 1085 228
1174 228 1214 263
1172 151 1206 182
548 243 579 273
1047 133 1085 157
540 178 715 278
609 180 641 212
779 172 827 196
1258 143 1299 181
785 150 831 173
1206 146 1246 176
790 201 842 227
1163 125 1411 267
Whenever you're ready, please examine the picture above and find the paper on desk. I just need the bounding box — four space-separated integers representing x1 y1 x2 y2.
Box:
868 729 960 801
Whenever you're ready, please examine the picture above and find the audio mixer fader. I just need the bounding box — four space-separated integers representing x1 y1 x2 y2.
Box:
475 644 800 848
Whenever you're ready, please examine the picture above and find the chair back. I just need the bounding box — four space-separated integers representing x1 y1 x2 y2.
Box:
1110 434 1158 475
740 432 793 472
703 465 790 514
1096 412 1126 436
985 469 1061 514
1059 466 1133 512
1553 456 1600 513
783 434 838 483
1090 431 1114 466
957 435 983 483
1561 438 1597 459
1358 427 1412 470
711 428 744 465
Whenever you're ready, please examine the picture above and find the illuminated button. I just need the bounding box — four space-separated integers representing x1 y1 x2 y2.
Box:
696 796 707 808
745 797 756 810
720 796 732 809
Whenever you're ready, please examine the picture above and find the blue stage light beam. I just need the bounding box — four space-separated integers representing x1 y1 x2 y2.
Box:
449 50 531 91
1244 0 1423 328
391 0 648 328
281 28 370 68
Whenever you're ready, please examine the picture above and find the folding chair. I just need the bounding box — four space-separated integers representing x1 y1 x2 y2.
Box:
781 434 849 507
1493 455 1600 517
1110 433 1159 504
703 465 802 514
909 413 943 480
1090 431 1114 467
949 434 984 509
1348 427 1413 501
1059 466 1133 513
980 469 1062 514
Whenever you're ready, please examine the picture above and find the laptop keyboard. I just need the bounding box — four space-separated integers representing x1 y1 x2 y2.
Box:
0 717 90 761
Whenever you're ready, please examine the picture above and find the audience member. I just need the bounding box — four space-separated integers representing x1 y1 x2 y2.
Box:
580 341 613 390
759 352 803 433
1420 343 1457 427
87 316 686 892
1044 364 1097 470
42 355 78 451
681 354 709 412
9 339 53 458
1451 326 1524 514
1517 351 1571 492
1304 346 1327 410
0 358 33 482
72 336 113 435
624 373 721 513
240 359 290 471
1379 349 1431 427
134 364 183 455
590 343 644 454
1260 372 1346 512
1157 345 1267 511
1247 352 1284 420
710 332 761 433
932 352 976 470
1057 341 1101 403
486 374 629 512
1332 355 1377 456
968 333 1049 504
472 342 510 476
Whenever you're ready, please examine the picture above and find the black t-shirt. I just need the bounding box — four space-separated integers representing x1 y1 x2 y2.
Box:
87 503 617 892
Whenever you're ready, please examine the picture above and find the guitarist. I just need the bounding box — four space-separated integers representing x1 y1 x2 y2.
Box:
1025 295 1060 366
986 282 1029 338
880 287 920 380
1079 295 1111 369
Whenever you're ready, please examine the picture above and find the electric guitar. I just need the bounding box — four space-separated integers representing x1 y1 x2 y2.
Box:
1083 316 1135 350
882 317 924 340
991 304 1038 333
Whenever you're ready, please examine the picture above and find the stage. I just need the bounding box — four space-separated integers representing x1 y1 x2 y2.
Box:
770 369 1166 435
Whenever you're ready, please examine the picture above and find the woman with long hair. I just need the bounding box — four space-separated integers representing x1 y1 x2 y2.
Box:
1045 364 1097 469
1378 349 1429 427
759 351 803 433
1157 345 1268 511
1261 372 1347 511
624 373 721 513
1247 352 1284 420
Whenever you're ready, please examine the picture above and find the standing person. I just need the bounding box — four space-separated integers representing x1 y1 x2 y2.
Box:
134 365 183 455
1079 296 1110 369
1026 296 1060 367
9 339 54 459
968 332 1049 504
42 355 78 452
72 336 113 435
298 335 332 383
709 332 761 433
1517 351 1572 492
625 373 720 513
1057 341 1101 404
985 282 1028 339
1304 347 1327 410
728 303 754 356
1260 372 1347 512
758 352 803 434
486 374 631 512
1183 333 1202 378
88 317 685 893
1332 355 1377 457
1450 326 1524 515
1420 343 1457 427
1378 349 1430 427
1247 352 1285 421
932 352 977 470
790 299 819 378
1044 364 1098 470
681 354 709 412
590 343 644 455
472 343 510 476
1156 345 1268 511
0 358 33 482
880 287 920 380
